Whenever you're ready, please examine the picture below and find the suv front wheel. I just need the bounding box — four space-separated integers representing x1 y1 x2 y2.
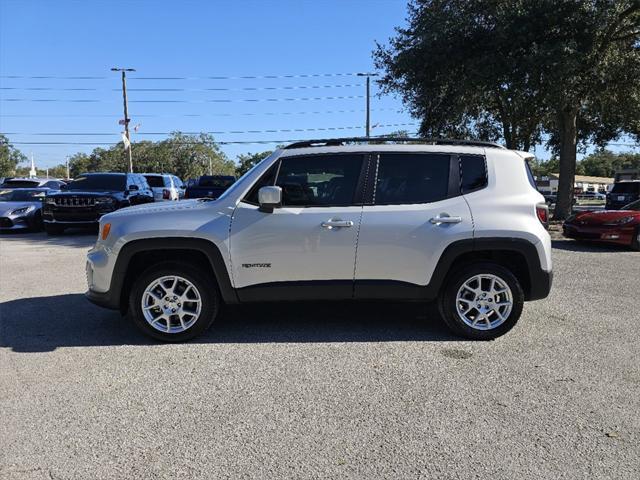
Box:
438 263 524 340
129 262 220 342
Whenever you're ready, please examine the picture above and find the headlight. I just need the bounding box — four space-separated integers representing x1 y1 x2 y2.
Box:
565 214 577 223
95 196 115 204
603 216 635 226
10 206 35 216
45 197 57 205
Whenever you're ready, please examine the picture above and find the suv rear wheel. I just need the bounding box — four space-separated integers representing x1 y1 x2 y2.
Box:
438 263 524 340
129 262 220 342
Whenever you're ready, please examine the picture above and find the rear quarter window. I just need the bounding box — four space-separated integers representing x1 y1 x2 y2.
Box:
460 155 488 193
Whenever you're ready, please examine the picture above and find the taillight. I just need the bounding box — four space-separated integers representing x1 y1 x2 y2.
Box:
162 189 170 199
536 202 549 228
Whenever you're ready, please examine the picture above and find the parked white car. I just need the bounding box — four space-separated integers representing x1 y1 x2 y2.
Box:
87 138 552 342
143 174 183 201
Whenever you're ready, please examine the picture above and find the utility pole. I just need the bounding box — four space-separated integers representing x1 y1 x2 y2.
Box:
357 72 378 137
65 155 70 179
111 67 136 172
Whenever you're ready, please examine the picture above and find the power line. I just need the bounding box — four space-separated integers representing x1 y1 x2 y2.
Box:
1 95 365 103
0 108 401 118
5 123 418 137
0 83 364 92
0 72 361 80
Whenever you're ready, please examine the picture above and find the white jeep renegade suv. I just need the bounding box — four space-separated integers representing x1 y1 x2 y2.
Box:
86 138 552 341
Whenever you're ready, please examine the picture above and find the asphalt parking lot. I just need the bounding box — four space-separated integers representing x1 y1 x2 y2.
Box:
1 231 639 479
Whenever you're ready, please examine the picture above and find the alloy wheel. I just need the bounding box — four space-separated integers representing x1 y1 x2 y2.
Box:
141 275 202 333
455 274 513 330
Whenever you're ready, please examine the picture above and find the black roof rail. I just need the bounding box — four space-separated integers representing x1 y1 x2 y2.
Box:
282 137 506 150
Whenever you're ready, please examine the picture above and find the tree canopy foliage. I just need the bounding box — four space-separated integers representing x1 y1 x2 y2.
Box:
235 150 273 177
0 134 28 177
374 0 640 218
530 150 640 178
65 132 236 179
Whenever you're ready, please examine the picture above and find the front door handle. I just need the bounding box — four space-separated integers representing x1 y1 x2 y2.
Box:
429 214 463 225
321 219 354 229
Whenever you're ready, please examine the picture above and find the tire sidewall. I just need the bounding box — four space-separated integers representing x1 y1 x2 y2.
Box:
129 262 219 342
439 262 524 340
632 226 640 251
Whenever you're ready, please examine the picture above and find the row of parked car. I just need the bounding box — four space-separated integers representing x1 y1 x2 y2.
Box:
0 173 237 234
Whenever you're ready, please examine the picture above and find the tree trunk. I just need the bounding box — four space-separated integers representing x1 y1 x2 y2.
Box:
554 107 578 220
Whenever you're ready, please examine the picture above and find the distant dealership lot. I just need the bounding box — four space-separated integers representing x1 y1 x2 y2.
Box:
1 231 639 479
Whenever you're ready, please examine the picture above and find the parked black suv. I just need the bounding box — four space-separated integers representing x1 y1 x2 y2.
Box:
184 175 236 199
43 173 154 234
606 180 640 210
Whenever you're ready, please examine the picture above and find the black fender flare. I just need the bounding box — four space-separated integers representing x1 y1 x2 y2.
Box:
87 237 238 311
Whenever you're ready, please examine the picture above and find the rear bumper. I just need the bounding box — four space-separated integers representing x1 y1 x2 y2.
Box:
528 269 553 301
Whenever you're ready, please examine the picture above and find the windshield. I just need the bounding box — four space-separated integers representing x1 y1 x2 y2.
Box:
198 176 235 188
0 189 47 202
611 182 640 194
144 175 166 188
66 175 126 191
622 199 640 211
1 180 40 188
216 152 277 202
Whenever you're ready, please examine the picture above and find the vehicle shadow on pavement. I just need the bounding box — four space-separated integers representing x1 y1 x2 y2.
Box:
0 294 456 352
0 230 97 248
551 239 634 253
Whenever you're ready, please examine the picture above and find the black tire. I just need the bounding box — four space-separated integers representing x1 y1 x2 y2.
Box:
438 262 524 340
129 261 220 342
44 224 64 235
632 226 640 251
29 212 43 232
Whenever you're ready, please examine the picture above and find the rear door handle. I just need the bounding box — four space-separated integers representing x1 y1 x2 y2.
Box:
429 214 463 225
321 219 354 229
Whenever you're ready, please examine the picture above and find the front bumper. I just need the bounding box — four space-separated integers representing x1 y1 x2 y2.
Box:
0 216 31 230
563 224 634 246
85 288 120 310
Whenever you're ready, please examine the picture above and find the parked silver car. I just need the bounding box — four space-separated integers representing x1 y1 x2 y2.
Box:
0 188 49 231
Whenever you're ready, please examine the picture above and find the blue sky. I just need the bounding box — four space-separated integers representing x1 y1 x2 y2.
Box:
0 0 636 170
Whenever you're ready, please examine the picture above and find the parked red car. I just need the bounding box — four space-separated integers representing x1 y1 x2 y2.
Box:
563 199 640 250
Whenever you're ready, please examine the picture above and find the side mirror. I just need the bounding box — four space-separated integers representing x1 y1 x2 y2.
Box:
258 186 282 213
128 184 139 191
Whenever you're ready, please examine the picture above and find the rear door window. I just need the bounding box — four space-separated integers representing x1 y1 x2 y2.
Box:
144 175 165 188
374 153 450 205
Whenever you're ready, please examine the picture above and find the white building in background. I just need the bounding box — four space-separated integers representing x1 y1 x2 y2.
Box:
29 154 37 178
535 173 614 194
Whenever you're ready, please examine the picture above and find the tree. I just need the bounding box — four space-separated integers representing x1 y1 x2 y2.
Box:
578 149 640 177
0 135 27 177
235 150 273 177
374 0 640 219
374 1 547 151
60 132 235 180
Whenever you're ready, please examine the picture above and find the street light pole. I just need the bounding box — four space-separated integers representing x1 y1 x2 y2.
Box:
357 72 378 137
111 67 136 172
